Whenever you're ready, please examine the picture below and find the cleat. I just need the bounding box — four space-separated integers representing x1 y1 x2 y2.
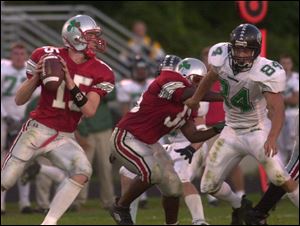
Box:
244 208 268 225
109 198 133 225
20 206 33 214
231 195 253 225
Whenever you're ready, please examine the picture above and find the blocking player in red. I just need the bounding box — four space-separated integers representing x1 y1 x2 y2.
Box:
1 15 115 225
109 56 224 225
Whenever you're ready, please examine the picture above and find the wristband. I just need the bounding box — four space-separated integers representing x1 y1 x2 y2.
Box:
70 85 88 108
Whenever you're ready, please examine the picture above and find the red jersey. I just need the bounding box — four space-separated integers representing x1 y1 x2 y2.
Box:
205 81 225 126
117 70 197 144
26 46 115 132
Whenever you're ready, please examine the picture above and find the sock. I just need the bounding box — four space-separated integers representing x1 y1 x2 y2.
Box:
287 184 299 208
130 195 140 224
1 190 6 211
140 191 148 201
40 165 66 183
41 178 83 225
17 179 31 210
235 190 245 199
206 194 218 203
184 194 206 224
213 182 241 208
255 183 286 214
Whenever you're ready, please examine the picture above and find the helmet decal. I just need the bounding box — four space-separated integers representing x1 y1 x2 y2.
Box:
67 20 81 32
178 61 191 70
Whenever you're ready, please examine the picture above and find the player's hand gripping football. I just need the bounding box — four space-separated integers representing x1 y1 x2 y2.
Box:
264 136 278 157
34 55 47 81
58 56 75 90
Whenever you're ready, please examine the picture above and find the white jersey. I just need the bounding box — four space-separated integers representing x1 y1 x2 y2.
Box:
116 78 154 109
208 43 286 129
284 72 299 109
1 59 28 120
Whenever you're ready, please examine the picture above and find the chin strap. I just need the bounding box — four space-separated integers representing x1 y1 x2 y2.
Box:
84 48 96 58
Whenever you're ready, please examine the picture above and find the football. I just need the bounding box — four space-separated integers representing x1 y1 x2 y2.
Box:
41 54 65 91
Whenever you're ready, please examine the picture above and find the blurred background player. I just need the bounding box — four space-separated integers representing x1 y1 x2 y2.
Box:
119 20 165 75
277 54 299 165
1 42 38 215
1 14 115 225
75 87 116 210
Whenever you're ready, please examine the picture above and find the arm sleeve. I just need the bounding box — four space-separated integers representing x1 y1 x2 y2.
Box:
157 72 188 103
89 67 115 98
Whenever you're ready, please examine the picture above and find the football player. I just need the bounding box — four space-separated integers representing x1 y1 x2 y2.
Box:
1 14 115 225
185 23 299 224
1 42 36 214
277 54 299 165
115 55 183 223
109 54 224 225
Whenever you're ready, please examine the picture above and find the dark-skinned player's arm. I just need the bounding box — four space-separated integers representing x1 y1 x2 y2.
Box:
183 69 219 109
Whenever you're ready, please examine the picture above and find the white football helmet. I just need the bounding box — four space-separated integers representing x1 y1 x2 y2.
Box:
175 58 207 83
61 15 106 57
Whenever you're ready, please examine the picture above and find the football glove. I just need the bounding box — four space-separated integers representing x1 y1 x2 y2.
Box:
174 145 196 164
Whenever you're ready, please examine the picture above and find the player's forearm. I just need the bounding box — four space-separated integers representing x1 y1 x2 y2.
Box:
15 77 39 106
192 72 217 103
78 92 101 118
267 101 285 141
187 128 217 143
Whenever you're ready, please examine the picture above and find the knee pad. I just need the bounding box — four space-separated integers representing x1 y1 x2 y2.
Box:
200 173 221 194
158 170 182 197
1 156 27 190
73 158 92 181
264 155 290 186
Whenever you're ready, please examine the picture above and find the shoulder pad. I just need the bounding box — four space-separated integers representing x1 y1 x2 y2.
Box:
208 42 229 67
251 57 286 93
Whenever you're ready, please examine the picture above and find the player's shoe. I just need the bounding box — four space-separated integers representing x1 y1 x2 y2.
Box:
192 219 209 225
231 195 253 225
244 208 268 225
20 206 33 214
109 198 133 225
1 209 5 215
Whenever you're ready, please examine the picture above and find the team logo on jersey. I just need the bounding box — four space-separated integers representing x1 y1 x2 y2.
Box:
67 20 81 32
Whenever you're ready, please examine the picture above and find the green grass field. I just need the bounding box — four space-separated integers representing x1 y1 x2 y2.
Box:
1 194 298 225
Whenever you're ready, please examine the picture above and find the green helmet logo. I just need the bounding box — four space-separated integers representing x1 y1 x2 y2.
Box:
67 20 81 32
179 61 191 70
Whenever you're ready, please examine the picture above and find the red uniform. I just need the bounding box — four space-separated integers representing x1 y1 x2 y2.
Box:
117 70 197 144
205 81 225 126
26 46 115 132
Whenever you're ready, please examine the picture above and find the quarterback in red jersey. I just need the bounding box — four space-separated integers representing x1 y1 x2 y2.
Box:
1 15 115 225
109 55 224 225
